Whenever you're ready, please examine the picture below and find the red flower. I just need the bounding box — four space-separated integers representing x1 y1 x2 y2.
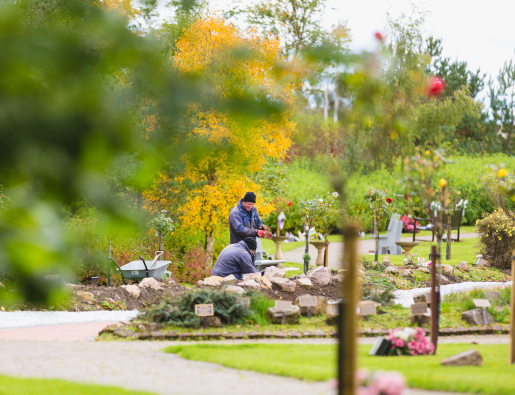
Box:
287 201 293 206
374 31 384 41
427 76 445 97
386 198 392 204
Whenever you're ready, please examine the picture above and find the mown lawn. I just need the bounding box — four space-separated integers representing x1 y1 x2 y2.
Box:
166 343 515 395
0 376 155 395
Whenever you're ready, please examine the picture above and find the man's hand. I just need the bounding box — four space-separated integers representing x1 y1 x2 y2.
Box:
258 225 270 231
257 230 272 239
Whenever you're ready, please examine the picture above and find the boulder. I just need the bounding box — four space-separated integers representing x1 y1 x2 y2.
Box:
197 280 204 286
417 267 430 274
439 275 450 285
288 274 306 281
76 291 94 302
223 274 238 284
295 295 327 315
225 285 246 295
164 278 176 285
332 273 345 282
125 284 141 298
307 266 332 285
457 261 470 272
269 277 296 292
264 266 286 279
139 277 161 290
242 273 262 282
205 316 222 327
478 259 490 267
257 276 273 289
384 266 399 275
237 280 261 290
441 349 482 366
151 331 166 340
203 276 225 287
462 308 495 326
267 305 301 324
441 265 454 276
295 278 313 288
399 269 413 278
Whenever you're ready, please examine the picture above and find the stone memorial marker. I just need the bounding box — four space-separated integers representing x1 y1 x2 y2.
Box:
414 292 431 307
473 299 492 327
275 300 292 324
195 303 214 329
356 302 377 316
411 302 428 327
299 295 317 318
485 291 500 300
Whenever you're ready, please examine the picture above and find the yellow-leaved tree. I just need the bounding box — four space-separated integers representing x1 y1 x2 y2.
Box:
171 13 296 264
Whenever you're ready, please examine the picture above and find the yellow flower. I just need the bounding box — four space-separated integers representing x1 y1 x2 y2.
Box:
438 178 448 187
425 150 430 156
498 168 508 178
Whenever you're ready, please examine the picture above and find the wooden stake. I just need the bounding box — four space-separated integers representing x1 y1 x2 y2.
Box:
510 250 515 364
430 245 438 353
324 237 329 268
339 225 358 395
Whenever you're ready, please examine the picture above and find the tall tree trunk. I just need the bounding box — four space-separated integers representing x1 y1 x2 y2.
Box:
205 230 214 267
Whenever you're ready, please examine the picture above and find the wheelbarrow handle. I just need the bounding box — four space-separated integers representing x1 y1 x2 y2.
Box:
107 257 126 285
139 256 149 278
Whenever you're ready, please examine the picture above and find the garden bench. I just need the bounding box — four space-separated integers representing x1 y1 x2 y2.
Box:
413 209 463 242
254 237 285 272
369 214 401 255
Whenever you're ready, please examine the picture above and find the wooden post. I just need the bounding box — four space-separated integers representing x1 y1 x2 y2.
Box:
339 225 358 395
324 237 329 268
430 245 438 353
510 250 515 364
446 212 451 260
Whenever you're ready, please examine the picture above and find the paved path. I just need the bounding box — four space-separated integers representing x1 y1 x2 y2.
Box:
281 233 479 269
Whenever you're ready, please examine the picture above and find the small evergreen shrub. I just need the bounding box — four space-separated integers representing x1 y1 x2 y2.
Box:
246 289 275 326
476 209 515 270
140 288 250 328
362 283 395 306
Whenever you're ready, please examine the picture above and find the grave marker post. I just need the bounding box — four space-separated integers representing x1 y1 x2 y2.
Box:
430 245 438 353
339 225 359 395
510 250 515 364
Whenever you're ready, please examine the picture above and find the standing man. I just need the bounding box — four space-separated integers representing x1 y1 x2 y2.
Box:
229 191 272 244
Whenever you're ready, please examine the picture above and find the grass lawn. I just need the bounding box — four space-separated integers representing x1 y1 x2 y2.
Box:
166 343 515 395
0 375 155 395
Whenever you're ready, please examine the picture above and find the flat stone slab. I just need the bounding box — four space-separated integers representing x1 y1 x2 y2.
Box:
441 349 483 366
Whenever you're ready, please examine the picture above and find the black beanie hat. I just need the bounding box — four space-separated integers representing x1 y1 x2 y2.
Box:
243 192 256 203
243 236 257 251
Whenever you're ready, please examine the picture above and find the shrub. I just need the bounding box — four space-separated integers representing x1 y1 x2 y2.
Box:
246 289 275 326
171 245 212 284
140 288 251 328
476 209 515 270
362 283 395 306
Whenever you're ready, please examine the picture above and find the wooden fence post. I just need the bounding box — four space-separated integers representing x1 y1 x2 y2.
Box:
510 250 515 364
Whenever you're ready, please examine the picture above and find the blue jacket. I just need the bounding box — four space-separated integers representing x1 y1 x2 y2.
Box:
229 199 264 244
212 241 256 279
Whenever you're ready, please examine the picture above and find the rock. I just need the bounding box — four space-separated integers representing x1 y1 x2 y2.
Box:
399 269 413 278
461 308 495 326
149 322 160 331
478 259 490 267
65 283 80 288
267 305 301 324
164 278 176 285
384 266 399 275
295 278 313 288
264 266 286 279
197 280 204 286
257 276 272 289
441 265 454 276
125 284 141 298
243 273 262 281
207 332 221 339
100 323 123 334
237 280 261 290
192 332 206 340
165 331 179 339
246 331 260 339
233 332 245 339
288 331 302 338
295 295 327 316
203 276 225 286
151 331 165 340
205 316 222 327
409 308 431 326
307 266 332 285
139 277 162 290
439 275 450 285
223 274 238 284
441 349 483 366
288 274 306 281
417 267 430 274
457 261 470 272
137 331 151 340
225 285 246 295
269 277 296 292
275 331 287 338
358 269 365 277
314 329 327 337
76 291 94 302
332 273 345 282
261 331 274 338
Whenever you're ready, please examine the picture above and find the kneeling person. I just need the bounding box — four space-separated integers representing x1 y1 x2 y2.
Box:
212 237 257 280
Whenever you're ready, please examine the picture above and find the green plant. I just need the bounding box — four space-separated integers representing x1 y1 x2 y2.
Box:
476 209 515 270
302 253 311 262
140 288 251 328
101 300 127 311
148 210 174 236
246 289 275 326
362 283 396 306
171 245 212 284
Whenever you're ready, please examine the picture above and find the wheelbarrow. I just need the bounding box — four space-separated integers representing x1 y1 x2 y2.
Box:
107 251 171 285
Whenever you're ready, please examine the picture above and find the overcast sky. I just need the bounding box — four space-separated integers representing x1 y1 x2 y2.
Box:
154 0 515 87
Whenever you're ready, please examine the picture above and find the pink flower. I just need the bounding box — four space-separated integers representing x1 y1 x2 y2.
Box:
372 371 407 395
375 31 384 41
395 339 404 347
356 369 370 386
416 328 425 335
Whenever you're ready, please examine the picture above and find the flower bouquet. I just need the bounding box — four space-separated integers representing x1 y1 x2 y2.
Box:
328 369 407 395
387 328 434 356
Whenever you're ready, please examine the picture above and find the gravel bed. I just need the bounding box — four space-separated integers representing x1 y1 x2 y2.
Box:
393 281 513 307
0 310 139 329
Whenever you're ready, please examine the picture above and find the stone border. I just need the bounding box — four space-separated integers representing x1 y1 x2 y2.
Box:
102 324 511 341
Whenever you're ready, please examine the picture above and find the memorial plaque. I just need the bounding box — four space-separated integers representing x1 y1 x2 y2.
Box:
485 291 500 300
411 303 428 315
299 295 318 307
275 300 292 310
328 305 339 315
473 299 491 308
356 302 377 316
194 303 214 317
414 292 430 304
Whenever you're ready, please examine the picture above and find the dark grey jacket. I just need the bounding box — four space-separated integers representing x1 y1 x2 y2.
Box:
211 241 256 279
228 199 264 244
